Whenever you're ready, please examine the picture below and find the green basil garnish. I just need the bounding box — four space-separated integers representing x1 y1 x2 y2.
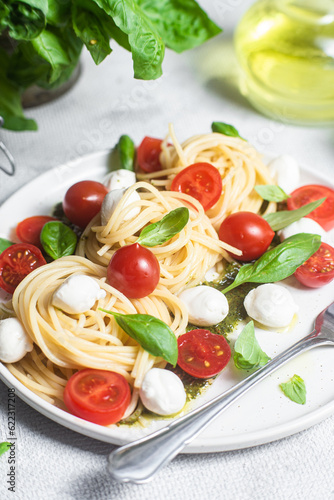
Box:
263 198 325 231
234 321 271 370
0 442 11 457
40 221 77 260
280 374 306 404
109 135 136 172
137 207 189 247
255 185 289 202
223 233 321 294
211 121 245 140
0 238 13 254
100 309 178 366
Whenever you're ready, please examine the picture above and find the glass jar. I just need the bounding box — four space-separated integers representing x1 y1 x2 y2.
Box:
235 0 334 125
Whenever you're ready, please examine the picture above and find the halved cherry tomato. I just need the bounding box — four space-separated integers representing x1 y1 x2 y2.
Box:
107 243 160 299
171 163 222 212
218 212 274 262
287 184 334 231
64 369 131 425
16 215 57 249
0 243 46 294
294 242 334 288
63 180 108 229
137 136 163 173
177 329 231 379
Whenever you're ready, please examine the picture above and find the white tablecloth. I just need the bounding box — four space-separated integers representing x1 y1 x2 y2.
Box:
1 2 334 499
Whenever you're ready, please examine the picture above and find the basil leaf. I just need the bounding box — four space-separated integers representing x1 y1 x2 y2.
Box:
0 442 11 457
1 0 48 41
234 321 270 370
137 207 189 247
40 221 77 260
255 185 289 202
263 198 325 231
0 238 13 254
280 374 306 404
223 233 321 294
136 0 221 53
100 309 178 366
211 121 245 140
118 135 135 171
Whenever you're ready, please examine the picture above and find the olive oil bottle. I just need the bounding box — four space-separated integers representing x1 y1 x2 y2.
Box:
235 0 334 125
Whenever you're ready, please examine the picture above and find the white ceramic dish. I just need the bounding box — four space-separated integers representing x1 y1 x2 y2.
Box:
0 149 334 453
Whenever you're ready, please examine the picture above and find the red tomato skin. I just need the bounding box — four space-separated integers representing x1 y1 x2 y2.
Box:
294 242 334 288
107 243 160 299
64 369 131 425
177 329 231 379
171 162 222 211
63 180 108 229
287 184 334 231
137 136 163 173
16 216 57 249
0 243 46 294
218 212 275 262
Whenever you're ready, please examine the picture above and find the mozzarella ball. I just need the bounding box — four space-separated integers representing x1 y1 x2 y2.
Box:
52 275 106 314
268 155 300 194
279 217 332 245
103 169 136 191
0 318 33 363
244 284 298 328
178 285 229 326
140 368 186 416
100 188 140 226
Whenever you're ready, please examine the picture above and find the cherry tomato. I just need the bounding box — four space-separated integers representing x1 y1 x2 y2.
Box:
287 184 334 231
63 180 108 229
16 215 57 249
107 243 160 298
171 163 222 211
0 243 46 294
218 212 275 261
137 136 163 173
64 369 131 425
177 329 231 379
294 242 334 288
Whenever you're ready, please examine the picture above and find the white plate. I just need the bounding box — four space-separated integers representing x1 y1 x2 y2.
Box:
0 150 334 453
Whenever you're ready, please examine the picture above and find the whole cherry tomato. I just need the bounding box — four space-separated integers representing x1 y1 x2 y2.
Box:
287 184 334 231
16 215 57 249
137 136 163 173
218 212 275 261
107 243 160 298
63 180 108 229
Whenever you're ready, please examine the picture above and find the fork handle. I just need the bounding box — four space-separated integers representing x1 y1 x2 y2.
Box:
108 333 328 484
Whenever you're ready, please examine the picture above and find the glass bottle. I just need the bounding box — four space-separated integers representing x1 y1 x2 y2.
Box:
235 0 334 125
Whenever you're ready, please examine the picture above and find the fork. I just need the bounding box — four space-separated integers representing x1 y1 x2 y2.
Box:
108 302 334 484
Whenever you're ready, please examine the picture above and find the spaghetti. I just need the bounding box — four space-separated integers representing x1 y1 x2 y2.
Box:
137 124 277 230
77 181 239 294
6 256 188 407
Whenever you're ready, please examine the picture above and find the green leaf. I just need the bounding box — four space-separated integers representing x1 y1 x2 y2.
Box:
263 198 325 232
0 238 13 254
136 0 221 53
211 121 245 140
223 233 322 294
137 207 189 247
234 321 271 370
100 309 178 366
40 221 77 260
280 374 306 404
0 442 11 457
47 0 71 27
91 0 165 80
118 135 135 171
1 0 48 40
254 185 289 202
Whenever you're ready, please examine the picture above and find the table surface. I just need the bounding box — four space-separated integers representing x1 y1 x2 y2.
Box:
1 2 334 499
